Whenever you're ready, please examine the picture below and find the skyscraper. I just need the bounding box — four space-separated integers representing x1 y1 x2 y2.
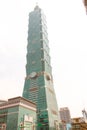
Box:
23 5 60 130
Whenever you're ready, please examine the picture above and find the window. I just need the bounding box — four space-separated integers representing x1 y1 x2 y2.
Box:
32 61 36 64
40 128 43 130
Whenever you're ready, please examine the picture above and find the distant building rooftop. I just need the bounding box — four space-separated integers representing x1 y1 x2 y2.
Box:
0 96 36 111
0 100 7 104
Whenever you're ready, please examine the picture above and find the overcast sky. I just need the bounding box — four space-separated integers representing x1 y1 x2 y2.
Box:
0 0 87 118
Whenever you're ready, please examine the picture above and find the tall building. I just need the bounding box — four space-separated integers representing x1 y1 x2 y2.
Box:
22 5 60 130
59 107 71 124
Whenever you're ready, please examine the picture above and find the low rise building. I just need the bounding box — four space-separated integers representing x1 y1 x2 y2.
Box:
0 96 36 130
71 117 87 130
0 100 7 104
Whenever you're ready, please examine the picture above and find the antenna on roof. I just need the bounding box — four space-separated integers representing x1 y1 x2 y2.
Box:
36 2 38 6
34 2 40 10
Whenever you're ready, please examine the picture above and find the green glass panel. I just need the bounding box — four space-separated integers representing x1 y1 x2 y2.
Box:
23 6 60 130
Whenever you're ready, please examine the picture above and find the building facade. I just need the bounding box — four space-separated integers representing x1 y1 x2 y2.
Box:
0 96 36 130
22 5 60 130
71 117 87 130
59 107 71 124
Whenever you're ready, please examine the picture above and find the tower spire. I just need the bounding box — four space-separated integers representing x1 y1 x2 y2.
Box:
36 2 38 6
34 2 40 11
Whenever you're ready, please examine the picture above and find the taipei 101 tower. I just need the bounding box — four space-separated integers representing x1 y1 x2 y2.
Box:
23 5 60 130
